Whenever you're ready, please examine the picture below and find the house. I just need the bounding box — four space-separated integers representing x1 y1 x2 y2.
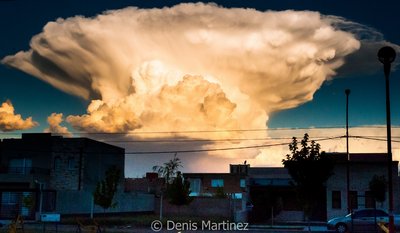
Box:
248 153 400 222
0 133 153 219
247 167 303 223
124 172 165 194
184 164 248 197
326 153 400 220
178 153 400 223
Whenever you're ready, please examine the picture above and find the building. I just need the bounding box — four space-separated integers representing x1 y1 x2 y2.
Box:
184 164 248 197
124 172 165 194
247 167 303 223
326 153 400 220
0 133 154 219
177 153 400 223
247 153 400 222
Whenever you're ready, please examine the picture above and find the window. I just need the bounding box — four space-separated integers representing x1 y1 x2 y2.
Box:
365 191 376 208
1 192 17 204
68 157 76 170
189 178 201 196
54 157 62 170
8 158 32 174
332 191 341 209
349 191 358 210
211 179 224 187
240 179 246 188
232 193 242 199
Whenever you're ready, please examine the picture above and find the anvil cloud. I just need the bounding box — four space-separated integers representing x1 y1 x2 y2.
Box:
2 3 361 135
5 3 396 175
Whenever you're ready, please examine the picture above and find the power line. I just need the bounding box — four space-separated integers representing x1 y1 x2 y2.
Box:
2 125 400 140
3 125 400 136
123 136 344 154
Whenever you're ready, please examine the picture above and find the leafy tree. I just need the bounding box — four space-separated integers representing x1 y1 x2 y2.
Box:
214 186 227 199
22 193 35 216
282 133 334 221
166 171 193 205
93 165 121 212
369 175 387 204
152 153 182 185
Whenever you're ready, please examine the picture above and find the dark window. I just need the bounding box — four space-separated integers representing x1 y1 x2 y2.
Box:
54 157 61 170
365 191 376 209
68 157 76 170
332 191 341 209
349 191 358 210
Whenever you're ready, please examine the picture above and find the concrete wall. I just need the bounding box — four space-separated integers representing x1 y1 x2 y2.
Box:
155 197 232 218
326 162 400 220
55 190 154 214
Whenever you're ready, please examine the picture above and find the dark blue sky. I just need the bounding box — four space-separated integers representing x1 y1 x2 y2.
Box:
0 0 400 133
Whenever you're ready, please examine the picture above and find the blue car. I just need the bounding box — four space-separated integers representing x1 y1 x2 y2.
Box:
327 209 400 233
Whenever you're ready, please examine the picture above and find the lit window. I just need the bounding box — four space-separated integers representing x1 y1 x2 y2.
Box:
232 193 242 199
211 179 224 187
240 179 246 188
189 178 201 196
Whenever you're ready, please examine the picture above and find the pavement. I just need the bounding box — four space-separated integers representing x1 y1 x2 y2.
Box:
0 222 332 233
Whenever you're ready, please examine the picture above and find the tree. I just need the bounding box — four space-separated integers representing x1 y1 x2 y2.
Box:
93 165 121 212
214 186 227 199
369 175 387 204
282 133 334 221
152 153 182 185
166 171 193 205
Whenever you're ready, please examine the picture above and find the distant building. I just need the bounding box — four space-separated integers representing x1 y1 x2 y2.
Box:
184 164 248 197
178 154 400 223
124 172 165 194
248 153 400 222
326 153 400 220
0 133 152 219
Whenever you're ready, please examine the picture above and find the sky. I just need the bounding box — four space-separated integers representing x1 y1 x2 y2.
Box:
1 0 400 177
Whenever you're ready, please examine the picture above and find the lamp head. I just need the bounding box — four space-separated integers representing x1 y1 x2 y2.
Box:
378 46 396 64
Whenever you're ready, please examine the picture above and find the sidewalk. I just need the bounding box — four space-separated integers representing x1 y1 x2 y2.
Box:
0 222 331 233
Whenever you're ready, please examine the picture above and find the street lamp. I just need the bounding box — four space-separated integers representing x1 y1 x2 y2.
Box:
378 46 396 233
345 89 351 214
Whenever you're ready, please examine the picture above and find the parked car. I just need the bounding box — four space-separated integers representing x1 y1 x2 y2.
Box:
327 209 400 233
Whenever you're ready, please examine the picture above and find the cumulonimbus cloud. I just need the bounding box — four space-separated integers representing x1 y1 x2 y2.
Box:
0 100 38 132
2 3 363 134
2 3 398 175
44 113 72 136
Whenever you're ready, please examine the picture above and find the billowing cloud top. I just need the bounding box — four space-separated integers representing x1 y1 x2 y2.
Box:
0 100 38 132
2 3 361 134
44 113 72 136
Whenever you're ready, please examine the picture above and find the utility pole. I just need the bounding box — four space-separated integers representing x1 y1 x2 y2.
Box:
345 89 351 214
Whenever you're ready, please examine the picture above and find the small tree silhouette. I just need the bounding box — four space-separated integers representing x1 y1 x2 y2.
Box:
282 133 334 222
93 165 121 213
166 171 193 205
153 153 182 185
369 175 387 205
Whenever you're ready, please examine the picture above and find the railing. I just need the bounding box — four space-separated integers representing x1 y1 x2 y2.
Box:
0 167 50 175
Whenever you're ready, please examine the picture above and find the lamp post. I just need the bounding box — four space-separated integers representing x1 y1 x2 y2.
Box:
378 46 396 233
345 89 351 214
